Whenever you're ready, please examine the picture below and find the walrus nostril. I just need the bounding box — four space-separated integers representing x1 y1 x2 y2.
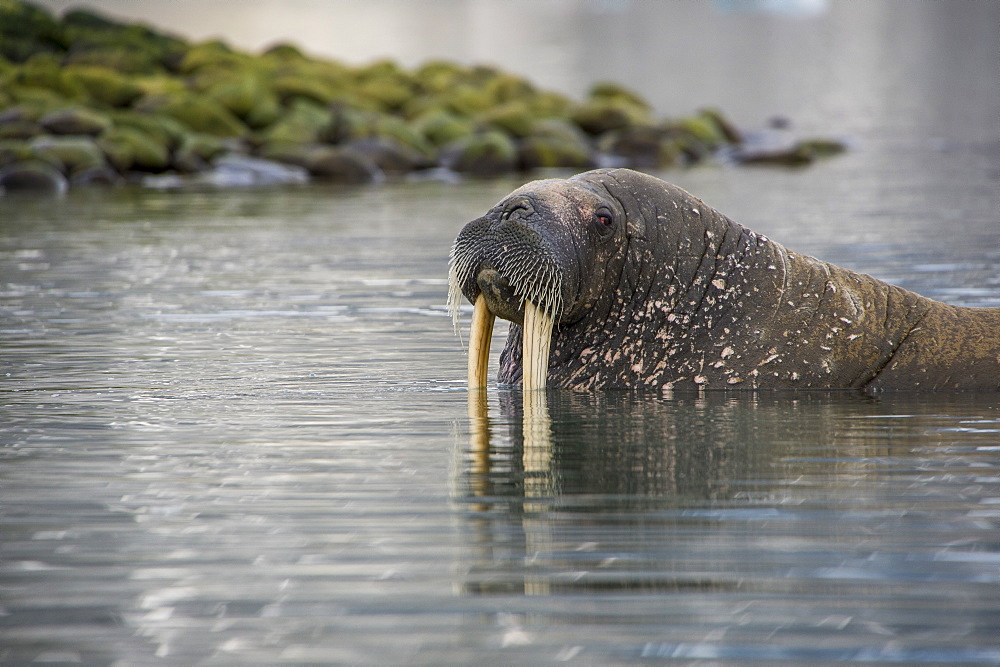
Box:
502 199 535 221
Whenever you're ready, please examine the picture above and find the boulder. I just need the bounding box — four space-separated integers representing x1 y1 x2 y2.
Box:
40 106 112 136
442 130 518 176
304 145 383 184
597 125 680 169
63 64 144 108
344 137 431 174
571 97 651 136
199 154 309 187
97 126 170 171
410 108 475 148
140 93 248 138
0 159 68 193
259 99 332 146
29 135 108 175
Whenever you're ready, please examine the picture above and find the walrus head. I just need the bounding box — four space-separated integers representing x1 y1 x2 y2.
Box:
449 169 655 390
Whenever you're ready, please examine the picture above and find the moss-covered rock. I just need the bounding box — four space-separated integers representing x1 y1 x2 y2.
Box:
0 0 64 63
205 75 281 129
109 111 189 152
40 106 112 136
60 7 186 74
140 93 248 138
338 110 437 162
0 117 43 140
29 135 107 175
571 97 651 136
410 108 475 147
518 119 595 170
177 40 246 74
443 130 518 176
597 125 680 169
344 137 432 174
63 64 144 108
172 132 228 173
476 100 536 138
588 82 652 111
259 98 331 146
0 138 31 166
97 125 170 171
414 60 467 95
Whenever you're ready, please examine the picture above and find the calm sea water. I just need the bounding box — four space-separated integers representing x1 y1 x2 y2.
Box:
3 2 1000 663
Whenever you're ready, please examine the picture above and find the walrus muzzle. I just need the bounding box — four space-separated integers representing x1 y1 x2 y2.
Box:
448 198 566 391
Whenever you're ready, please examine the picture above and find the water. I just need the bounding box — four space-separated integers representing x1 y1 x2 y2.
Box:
3 2 1000 663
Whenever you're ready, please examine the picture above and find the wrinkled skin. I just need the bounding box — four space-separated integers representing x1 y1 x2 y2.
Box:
451 168 1000 391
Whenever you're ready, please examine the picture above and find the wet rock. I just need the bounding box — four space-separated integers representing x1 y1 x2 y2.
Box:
0 159 67 194
442 130 518 176
40 106 112 136
29 135 107 175
345 137 431 174
69 164 123 186
200 153 309 187
304 145 383 184
172 133 227 173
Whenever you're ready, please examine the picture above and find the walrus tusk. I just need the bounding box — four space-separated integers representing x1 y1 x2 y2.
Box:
468 293 495 389
522 299 554 391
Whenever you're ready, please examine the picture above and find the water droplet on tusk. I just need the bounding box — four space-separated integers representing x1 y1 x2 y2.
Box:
522 299 554 391
468 293 495 390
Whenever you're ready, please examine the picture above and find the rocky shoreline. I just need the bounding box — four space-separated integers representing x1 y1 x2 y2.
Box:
0 0 844 193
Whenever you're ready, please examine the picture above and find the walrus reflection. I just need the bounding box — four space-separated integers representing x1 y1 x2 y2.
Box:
459 391 894 596
450 168 1000 391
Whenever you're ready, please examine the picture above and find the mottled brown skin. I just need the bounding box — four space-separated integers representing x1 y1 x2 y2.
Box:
452 168 1000 391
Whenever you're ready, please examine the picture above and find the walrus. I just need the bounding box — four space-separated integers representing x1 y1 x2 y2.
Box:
448 168 1000 392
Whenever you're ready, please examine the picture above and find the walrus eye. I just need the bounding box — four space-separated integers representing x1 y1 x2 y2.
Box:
594 208 614 235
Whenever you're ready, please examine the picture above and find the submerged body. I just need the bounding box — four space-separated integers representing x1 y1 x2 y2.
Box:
449 169 1000 391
